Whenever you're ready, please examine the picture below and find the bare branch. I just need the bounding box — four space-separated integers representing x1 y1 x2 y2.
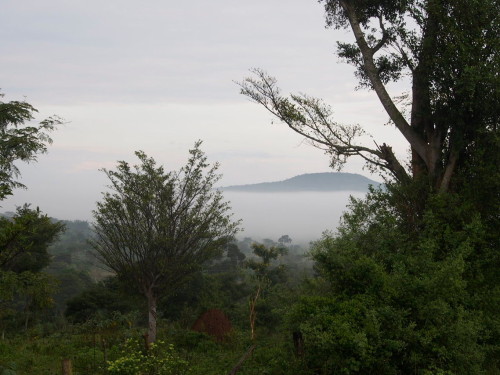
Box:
238 69 409 181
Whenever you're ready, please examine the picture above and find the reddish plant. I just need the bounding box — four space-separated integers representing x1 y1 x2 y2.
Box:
192 309 232 342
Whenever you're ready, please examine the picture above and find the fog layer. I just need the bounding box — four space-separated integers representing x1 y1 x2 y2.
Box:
225 191 367 243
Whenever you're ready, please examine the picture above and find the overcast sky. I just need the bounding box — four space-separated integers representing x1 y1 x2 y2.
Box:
1 0 408 221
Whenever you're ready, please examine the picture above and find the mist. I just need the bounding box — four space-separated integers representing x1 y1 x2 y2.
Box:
224 190 367 244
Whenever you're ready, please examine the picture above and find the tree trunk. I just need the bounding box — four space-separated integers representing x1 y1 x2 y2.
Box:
249 285 262 341
227 345 256 375
61 359 73 375
146 290 157 344
340 0 428 163
293 331 304 357
102 338 108 363
24 297 31 331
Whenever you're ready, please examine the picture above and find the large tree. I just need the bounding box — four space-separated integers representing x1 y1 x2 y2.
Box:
0 92 62 200
91 141 240 343
238 2 499 372
239 0 499 195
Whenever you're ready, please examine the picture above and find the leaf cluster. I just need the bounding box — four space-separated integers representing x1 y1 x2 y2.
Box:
245 243 288 284
0 93 62 199
0 205 64 273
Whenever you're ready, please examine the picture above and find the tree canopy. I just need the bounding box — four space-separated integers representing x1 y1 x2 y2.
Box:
288 186 498 374
0 205 64 273
239 0 499 193
238 1 500 372
91 141 240 343
0 92 62 200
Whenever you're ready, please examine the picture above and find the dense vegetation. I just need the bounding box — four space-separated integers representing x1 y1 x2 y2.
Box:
1 0 499 374
2 219 313 374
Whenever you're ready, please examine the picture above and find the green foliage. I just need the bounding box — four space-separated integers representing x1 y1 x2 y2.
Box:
47 219 100 273
0 205 64 273
160 326 303 375
48 268 94 315
245 243 287 284
287 188 497 374
0 328 117 374
0 206 64 332
0 92 62 200
321 0 500 139
107 339 188 375
92 141 240 295
91 141 240 342
0 323 305 375
0 270 58 332
65 277 140 323
224 242 246 269
41 219 110 315
244 243 290 340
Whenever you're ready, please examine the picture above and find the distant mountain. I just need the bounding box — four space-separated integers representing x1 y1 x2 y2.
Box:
221 172 380 193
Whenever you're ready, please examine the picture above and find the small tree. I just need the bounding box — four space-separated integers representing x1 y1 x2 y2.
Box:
278 235 292 247
91 141 240 343
245 243 287 340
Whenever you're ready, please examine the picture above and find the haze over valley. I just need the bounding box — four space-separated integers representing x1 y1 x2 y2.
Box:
222 172 378 242
2 172 376 244
226 190 366 243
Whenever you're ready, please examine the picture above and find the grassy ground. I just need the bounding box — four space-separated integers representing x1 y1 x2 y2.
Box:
0 323 310 375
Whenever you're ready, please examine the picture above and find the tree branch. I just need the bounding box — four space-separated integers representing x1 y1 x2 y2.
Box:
339 0 428 163
238 69 410 181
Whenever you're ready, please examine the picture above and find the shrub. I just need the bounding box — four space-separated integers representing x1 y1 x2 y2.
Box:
107 338 188 375
191 309 232 342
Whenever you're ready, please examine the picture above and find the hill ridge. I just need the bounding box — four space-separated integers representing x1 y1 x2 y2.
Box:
221 172 380 193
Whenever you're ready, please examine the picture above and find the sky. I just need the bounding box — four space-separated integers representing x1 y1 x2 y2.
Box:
1 0 409 222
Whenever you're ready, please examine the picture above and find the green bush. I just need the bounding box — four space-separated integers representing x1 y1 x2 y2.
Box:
107 338 188 375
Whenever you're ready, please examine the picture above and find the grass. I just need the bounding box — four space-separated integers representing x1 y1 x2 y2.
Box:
0 323 310 375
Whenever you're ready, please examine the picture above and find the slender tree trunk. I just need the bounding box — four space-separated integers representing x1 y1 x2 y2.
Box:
24 314 30 331
102 338 108 363
293 331 304 357
249 284 261 341
227 345 256 375
146 290 157 344
24 298 31 331
61 359 73 375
